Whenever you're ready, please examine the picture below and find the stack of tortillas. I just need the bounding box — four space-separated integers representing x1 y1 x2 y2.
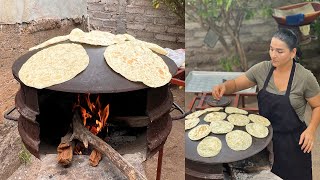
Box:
22 28 170 89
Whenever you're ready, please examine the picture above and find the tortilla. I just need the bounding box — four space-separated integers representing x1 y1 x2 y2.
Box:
188 124 211 141
248 114 271 126
69 28 116 46
226 130 252 151
204 112 227 122
210 120 234 134
227 114 250 126
185 110 207 119
197 136 222 157
29 35 70 51
245 123 269 138
104 41 171 87
225 107 248 115
130 39 168 55
204 107 224 112
185 118 200 130
19 43 89 89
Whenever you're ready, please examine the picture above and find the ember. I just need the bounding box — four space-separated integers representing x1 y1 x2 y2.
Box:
74 94 110 135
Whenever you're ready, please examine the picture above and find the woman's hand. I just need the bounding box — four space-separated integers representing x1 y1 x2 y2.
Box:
299 127 316 153
212 84 226 100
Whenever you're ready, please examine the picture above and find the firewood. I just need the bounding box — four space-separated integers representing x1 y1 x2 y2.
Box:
57 133 74 166
69 113 147 180
89 149 102 167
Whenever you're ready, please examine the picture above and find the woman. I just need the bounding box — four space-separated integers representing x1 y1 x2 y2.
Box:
212 29 320 180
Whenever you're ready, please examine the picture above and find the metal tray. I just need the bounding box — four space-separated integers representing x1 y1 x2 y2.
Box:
185 71 256 93
185 111 273 164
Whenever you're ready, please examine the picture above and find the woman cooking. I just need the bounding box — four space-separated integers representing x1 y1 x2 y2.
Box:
212 29 320 180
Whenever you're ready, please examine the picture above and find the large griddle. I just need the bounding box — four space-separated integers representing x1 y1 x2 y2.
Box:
12 42 177 93
185 111 273 164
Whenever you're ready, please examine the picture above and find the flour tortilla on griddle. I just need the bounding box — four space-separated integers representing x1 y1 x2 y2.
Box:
204 107 223 112
104 41 171 87
19 43 89 89
227 114 250 126
204 112 227 122
210 120 234 134
188 124 211 141
185 118 200 130
248 114 271 126
69 28 116 46
29 35 70 51
245 123 269 138
130 39 168 55
225 107 248 115
185 110 206 119
226 130 252 151
197 136 222 157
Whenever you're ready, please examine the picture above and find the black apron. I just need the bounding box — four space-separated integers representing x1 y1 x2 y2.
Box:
257 62 312 180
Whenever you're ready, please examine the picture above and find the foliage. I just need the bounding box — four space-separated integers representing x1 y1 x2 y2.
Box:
186 0 272 71
219 55 241 72
152 0 185 20
19 144 31 165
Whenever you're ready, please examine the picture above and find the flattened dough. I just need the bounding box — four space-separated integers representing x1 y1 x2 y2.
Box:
210 120 234 134
197 136 222 157
248 114 271 126
245 123 269 138
188 124 211 141
185 118 200 130
226 130 252 151
227 114 250 126
225 107 248 115
19 43 89 89
204 112 227 122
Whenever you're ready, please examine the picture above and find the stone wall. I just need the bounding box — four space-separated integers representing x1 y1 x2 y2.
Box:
87 0 185 49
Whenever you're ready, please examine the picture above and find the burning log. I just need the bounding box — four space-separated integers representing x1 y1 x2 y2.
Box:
67 112 147 180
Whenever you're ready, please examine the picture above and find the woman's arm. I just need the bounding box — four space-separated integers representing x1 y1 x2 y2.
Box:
212 74 256 100
299 93 320 153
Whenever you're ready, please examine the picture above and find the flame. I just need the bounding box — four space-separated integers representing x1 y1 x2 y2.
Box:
74 94 109 135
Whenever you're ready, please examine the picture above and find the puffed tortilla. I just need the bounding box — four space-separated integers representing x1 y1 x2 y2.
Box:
19 43 89 89
197 136 222 157
104 41 171 87
245 123 269 138
210 120 234 134
185 118 200 130
185 110 206 119
29 35 70 51
204 107 224 112
225 107 248 115
226 130 252 151
188 124 211 141
248 114 271 126
227 114 250 126
204 112 227 122
69 28 116 46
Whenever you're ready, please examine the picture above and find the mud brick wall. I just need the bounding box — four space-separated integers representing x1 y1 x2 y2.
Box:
87 0 185 49
0 19 85 123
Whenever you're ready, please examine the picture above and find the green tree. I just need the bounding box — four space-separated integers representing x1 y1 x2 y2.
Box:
186 0 272 71
152 0 185 20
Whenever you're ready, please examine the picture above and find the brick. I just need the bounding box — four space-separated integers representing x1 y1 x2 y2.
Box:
104 5 118 12
91 11 113 19
145 9 168 17
145 25 165 33
131 30 154 39
130 0 151 6
87 3 105 11
127 23 145 30
134 16 155 24
126 6 145 14
87 0 101 3
89 18 117 28
155 34 176 42
167 26 184 34
100 0 119 5
155 17 179 25
177 36 185 43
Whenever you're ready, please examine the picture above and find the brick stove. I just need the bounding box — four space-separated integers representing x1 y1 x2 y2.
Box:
12 44 178 179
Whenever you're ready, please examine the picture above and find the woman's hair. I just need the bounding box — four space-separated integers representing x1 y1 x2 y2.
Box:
272 28 302 60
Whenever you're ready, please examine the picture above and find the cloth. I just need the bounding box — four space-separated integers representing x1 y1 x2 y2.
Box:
258 62 312 180
245 61 320 122
165 48 185 68
286 13 304 26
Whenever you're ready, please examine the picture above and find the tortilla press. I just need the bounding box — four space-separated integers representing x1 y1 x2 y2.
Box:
205 96 231 107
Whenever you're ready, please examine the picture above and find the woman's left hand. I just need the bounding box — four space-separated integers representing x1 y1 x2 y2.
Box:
299 127 316 153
